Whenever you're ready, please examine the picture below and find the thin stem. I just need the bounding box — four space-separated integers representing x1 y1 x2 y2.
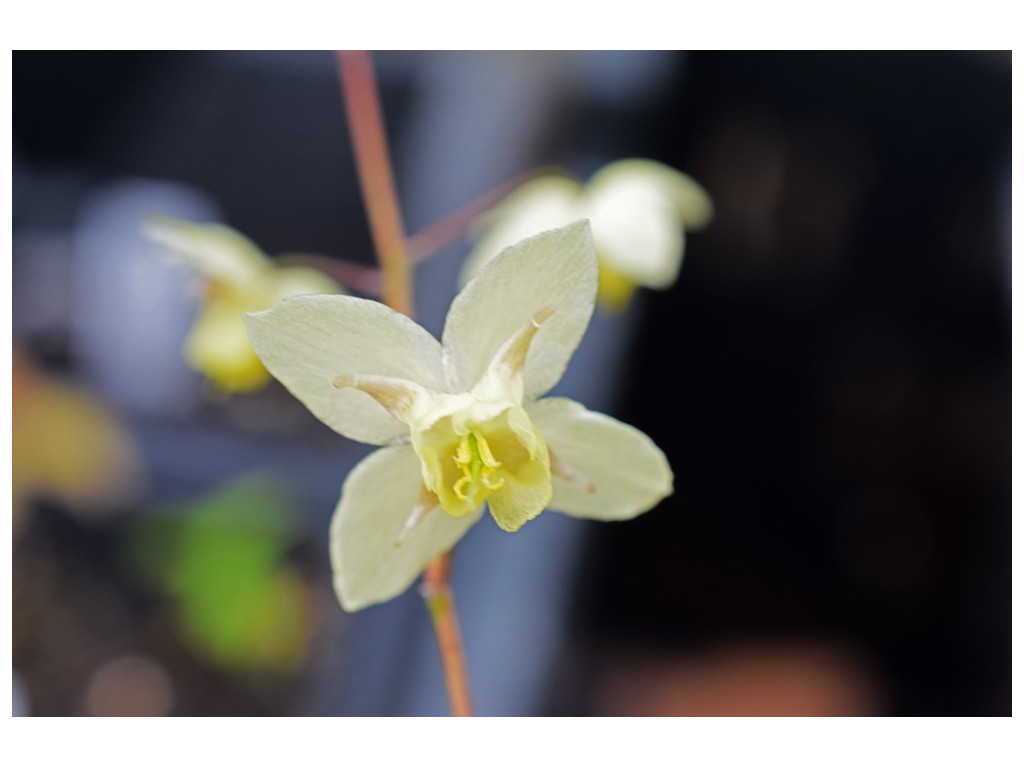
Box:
406 167 556 261
421 551 474 717
275 169 545 298
275 254 382 295
337 49 472 718
337 50 414 317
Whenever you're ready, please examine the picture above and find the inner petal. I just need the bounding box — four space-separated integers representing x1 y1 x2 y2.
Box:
411 406 551 526
469 307 555 406
332 373 436 426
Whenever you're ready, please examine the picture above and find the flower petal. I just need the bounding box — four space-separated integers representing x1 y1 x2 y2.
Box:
469 307 555 406
590 159 713 229
246 295 447 445
460 175 585 287
485 406 552 532
587 164 687 289
143 215 268 285
331 444 482 611
527 397 673 521
270 265 344 301
443 220 598 398
187 299 271 393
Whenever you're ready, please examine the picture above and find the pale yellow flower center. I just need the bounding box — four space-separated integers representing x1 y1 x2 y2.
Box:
452 430 505 504
406 404 551 530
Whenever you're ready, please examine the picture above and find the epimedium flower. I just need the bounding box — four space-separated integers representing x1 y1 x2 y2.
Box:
463 159 713 312
144 215 342 394
245 221 673 611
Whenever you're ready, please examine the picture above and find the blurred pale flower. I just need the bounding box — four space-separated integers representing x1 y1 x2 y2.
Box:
246 222 673 610
144 216 341 393
464 159 713 311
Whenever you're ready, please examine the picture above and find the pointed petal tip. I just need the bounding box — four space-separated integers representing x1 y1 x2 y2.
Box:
443 218 599 397
527 397 674 522
494 218 595 259
490 498 548 533
241 296 298 330
242 307 267 325
560 218 596 251
491 514 530 534
533 306 556 326
334 578 368 613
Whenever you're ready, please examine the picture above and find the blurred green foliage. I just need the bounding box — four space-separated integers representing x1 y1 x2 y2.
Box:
126 475 312 676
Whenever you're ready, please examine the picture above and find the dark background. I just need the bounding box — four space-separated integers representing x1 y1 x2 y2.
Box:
12 51 1011 716
574 52 1011 716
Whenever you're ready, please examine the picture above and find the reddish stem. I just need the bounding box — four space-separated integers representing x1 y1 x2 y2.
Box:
337 49 472 718
337 50 413 317
421 552 474 717
406 168 554 261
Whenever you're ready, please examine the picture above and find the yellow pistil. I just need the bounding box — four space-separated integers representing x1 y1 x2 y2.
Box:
452 431 504 504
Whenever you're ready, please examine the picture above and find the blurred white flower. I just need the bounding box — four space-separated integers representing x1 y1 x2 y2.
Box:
464 159 712 311
144 216 341 393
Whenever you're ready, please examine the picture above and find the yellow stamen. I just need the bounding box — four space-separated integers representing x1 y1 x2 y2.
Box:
475 432 501 468
453 476 472 501
451 430 504 504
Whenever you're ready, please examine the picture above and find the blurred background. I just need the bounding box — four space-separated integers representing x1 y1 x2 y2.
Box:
11 50 1010 716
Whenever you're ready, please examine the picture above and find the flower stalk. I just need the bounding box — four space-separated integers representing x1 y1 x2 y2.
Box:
405 168 552 263
422 552 473 717
336 50 414 318
275 169 548 299
337 49 472 716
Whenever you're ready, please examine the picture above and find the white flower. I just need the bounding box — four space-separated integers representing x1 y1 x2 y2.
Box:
464 159 713 311
144 215 341 393
246 222 672 610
